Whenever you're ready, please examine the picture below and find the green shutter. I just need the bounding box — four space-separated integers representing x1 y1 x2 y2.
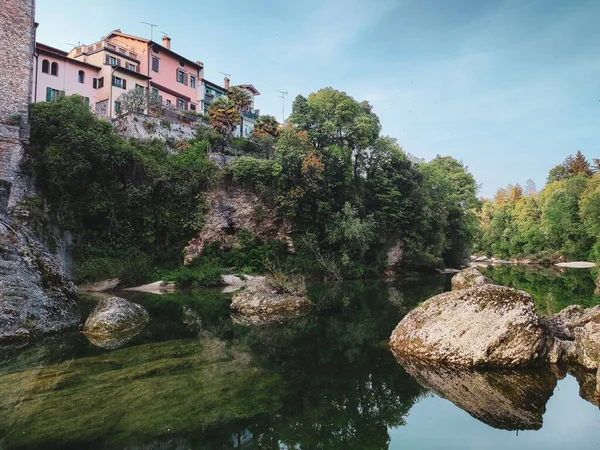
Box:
84 97 90 108
46 87 52 102
60 90 65 98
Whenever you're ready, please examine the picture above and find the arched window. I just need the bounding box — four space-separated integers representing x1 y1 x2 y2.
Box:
78 70 85 83
51 62 58 76
41 59 49 73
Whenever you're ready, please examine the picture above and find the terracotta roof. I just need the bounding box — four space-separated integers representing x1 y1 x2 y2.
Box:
236 84 260 95
36 43 101 71
106 30 203 70
150 81 191 102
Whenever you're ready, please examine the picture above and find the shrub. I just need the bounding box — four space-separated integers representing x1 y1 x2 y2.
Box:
165 264 223 289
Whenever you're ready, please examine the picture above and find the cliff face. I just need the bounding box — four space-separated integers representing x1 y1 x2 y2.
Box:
0 217 79 342
184 186 292 263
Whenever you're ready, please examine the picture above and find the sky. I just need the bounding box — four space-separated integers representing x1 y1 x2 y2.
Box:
35 0 600 198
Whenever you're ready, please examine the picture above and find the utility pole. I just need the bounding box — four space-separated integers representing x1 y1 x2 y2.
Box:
278 90 288 123
141 21 158 41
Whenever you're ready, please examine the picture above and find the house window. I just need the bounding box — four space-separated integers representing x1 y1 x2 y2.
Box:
135 84 144 91
165 99 171 106
97 77 104 88
114 101 121 114
84 97 90 108
176 69 187 85
190 103 196 111
126 63 135 71
152 56 160 72
41 59 49 73
45 87 63 102
215 92 222 99
105 55 118 66
190 75 196 89
78 70 85 83
50 62 59 76
112 76 126 89
177 98 185 110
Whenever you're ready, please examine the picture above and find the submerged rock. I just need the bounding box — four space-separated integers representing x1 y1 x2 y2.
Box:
83 297 149 337
389 284 547 368
398 358 557 430
451 267 489 290
230 282 312 324
0 219 79 342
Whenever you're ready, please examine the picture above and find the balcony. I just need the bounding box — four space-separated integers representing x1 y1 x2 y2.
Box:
243 111 259 120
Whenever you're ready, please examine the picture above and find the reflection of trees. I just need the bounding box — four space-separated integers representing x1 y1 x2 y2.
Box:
235 281 429 449
482 265 598 315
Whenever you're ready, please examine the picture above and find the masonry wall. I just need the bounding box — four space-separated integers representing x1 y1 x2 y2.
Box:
0 0 36 212
0 0 35 123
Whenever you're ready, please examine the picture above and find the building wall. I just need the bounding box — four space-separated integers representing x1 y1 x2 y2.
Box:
0 0 35 123
34 54 99 110
114 35 200 110
0 0 35 211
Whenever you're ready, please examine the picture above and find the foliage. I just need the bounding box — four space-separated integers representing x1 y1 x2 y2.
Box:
117 88 162 117
29 96 216 283
253 114 281 138
476 151 600 262
164 264 223 288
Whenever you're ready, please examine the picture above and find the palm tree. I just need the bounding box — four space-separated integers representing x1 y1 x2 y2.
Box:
252 115 280 138
208 97 238 152
226 87 252 137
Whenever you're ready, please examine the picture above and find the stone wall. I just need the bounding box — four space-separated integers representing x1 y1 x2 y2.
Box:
0 0 35 123
115 113 199 153
0 0 36 211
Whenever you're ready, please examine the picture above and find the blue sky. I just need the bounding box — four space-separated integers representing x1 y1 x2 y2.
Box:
36 0 600 197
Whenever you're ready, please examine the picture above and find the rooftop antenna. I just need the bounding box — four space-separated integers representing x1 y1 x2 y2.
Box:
65 41 82 48
278 90 288 123
160 31 168 37
219 71 231 78
141 21 158 41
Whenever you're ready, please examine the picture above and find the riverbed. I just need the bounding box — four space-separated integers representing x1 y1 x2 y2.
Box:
0 267 598 449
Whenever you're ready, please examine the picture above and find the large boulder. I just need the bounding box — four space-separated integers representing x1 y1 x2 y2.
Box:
230 281 312 324
399 358 557 430
0 219 79 342
451 267 489 291
83 297 149 337
389 284 547 368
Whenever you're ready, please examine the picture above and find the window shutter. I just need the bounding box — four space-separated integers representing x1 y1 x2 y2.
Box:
105 54 110 64
122 79 127 90
116 58 121 67
84 97 90 108
60 90 65 98
46 87 52 102
184 73 188 86
93 78 97 89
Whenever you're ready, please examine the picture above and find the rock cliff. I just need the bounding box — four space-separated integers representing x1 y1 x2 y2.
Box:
0 217 79 342
184 186 292 263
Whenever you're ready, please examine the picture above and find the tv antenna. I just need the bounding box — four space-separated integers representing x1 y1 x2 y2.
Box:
65 41 82 48
219 71 231 78
278 90 288 123
141 21 158 41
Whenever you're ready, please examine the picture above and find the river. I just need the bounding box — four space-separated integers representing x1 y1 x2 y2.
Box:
0 266 598 449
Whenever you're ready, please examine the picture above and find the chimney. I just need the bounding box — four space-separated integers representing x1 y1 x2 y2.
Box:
162 35 171 49
224 76 230 90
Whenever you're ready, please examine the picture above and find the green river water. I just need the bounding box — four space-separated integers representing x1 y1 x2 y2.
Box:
0 266 599 449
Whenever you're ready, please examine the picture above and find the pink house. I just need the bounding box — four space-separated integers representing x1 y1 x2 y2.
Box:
101 30 204 112
34 43 101 111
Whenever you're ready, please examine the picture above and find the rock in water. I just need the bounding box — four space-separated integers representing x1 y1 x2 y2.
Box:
230 282 312 324
0 220 79 342
451 267 489 291
83 297 149 337
398 358 557 430
389 284 547 368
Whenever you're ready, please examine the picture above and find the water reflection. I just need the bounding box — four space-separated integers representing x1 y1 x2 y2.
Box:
0 272 598 449
397 358 557 430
